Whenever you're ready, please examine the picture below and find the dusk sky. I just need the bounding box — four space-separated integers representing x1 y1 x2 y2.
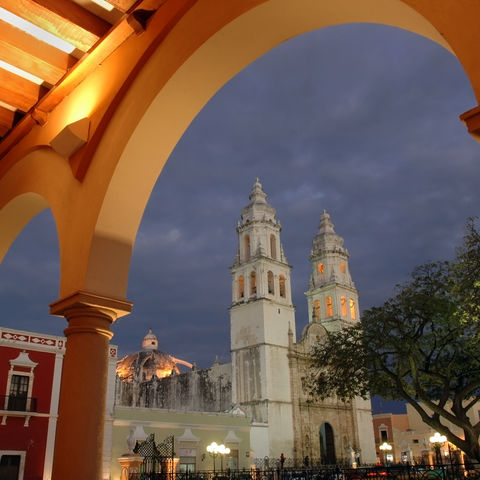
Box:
1 23 479 406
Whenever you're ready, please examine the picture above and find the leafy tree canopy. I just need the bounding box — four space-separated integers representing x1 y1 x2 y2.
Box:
308 219 480 461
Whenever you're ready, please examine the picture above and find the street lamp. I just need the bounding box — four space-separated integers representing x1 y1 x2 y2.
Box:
379 442 392 466
207 442 231 475
429 432 447 465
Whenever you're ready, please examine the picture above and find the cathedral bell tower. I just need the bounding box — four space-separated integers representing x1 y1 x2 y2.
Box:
230 179 296 459
306 210 359 332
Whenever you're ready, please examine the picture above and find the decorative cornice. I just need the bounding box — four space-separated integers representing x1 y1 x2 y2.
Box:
460 104 480 138
0 328 66 352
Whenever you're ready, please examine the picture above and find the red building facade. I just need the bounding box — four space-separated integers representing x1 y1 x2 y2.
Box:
0 328 66 480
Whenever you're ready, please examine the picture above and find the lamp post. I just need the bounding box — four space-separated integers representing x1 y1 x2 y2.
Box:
379 442 392 466
429 433 447 465
207 442 219 475
207 442 231 476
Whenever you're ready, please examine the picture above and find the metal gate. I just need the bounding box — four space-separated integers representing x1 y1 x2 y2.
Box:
134 433 175 480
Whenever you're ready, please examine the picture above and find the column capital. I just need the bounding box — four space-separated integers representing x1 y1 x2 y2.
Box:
460 105 480 139
50 290 132 321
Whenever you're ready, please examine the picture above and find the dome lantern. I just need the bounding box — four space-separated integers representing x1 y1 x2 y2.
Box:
142 329 158 351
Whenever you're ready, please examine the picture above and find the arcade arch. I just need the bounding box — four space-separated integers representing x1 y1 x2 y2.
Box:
0 1 479 479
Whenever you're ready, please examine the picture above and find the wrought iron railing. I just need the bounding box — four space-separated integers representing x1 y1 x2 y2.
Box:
0 395 38 412
129 463 480 480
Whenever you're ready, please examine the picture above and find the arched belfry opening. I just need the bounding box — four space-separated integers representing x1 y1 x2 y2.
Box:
270 234 277 260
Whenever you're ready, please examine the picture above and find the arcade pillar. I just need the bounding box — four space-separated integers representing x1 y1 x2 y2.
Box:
50 291 132 480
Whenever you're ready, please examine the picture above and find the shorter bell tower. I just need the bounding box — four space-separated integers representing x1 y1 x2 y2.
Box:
306 210 359 332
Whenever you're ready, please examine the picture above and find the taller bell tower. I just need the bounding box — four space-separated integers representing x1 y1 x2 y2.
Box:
306 211 359 332
230 179 296 458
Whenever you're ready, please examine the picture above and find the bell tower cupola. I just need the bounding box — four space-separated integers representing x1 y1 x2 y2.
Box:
306 210 359 331
231 178 290 303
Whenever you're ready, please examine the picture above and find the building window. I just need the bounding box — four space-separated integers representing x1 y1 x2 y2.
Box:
0 453 25 480
227 449 238 470
317 263 324 274
244 235 251 260
279 275 286 298
340 262 346 273
341 296 347 316
270 234 277 260
5 351 37 413
267 271 274 295
250 271 256 296
178 447 197 473
350 299 356 319
8 375 29 411
326 296 333 317
380 429 388 443
179 457 196 473
314 300 320 320
238 276 244 299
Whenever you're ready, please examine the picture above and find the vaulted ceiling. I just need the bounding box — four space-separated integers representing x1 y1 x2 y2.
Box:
0 0 139 141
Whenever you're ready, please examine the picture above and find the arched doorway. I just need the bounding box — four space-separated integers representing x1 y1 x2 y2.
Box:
320 423 336 465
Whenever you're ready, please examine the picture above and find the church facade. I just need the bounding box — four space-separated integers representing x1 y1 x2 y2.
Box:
115 179 376 467
229 179 375 464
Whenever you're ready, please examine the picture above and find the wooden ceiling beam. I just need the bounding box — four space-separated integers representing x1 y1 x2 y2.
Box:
0 0 110 52
0 21 76 73
0 69 46 112
0 39 66 85
37 18 134 112
32 0 112 37
0 106 15 137
0 22 76 84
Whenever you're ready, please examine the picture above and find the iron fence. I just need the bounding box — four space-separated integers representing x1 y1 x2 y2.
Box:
130 463 480 480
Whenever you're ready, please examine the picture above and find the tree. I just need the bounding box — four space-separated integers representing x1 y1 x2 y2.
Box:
308 219 480 461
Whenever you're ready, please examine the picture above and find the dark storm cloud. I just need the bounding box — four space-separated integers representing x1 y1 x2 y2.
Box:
1 24 479 373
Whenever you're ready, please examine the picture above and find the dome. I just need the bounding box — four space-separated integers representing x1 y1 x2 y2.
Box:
116 349 180 382
116 330 193 382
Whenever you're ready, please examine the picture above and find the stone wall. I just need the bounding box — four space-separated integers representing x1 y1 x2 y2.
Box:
116 362 233 412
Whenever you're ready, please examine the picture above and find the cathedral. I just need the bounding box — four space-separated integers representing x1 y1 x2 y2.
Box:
115 179 376 467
